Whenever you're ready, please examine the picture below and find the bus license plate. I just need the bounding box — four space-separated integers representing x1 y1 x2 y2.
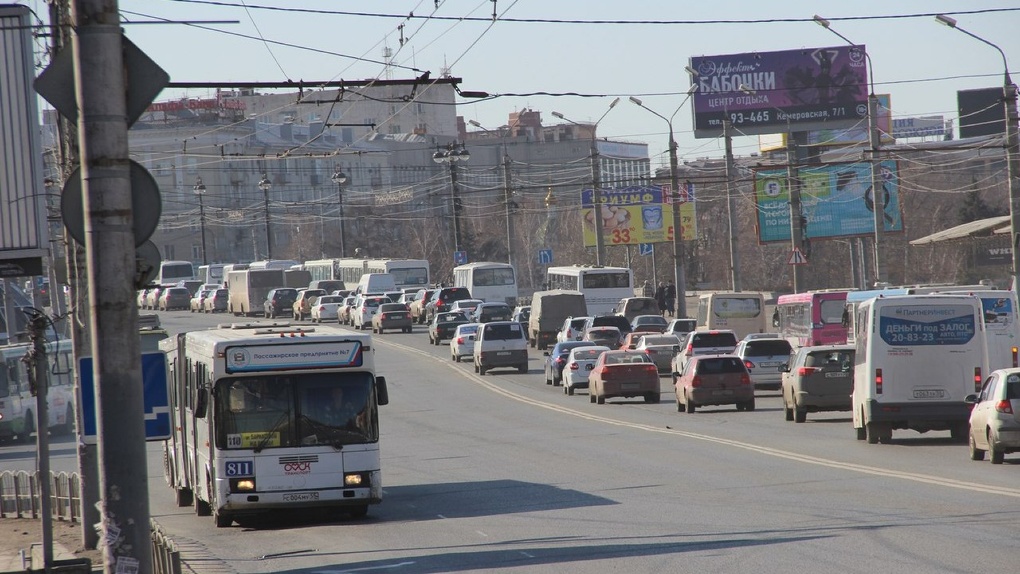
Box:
913 389 945 399
282 492 319 502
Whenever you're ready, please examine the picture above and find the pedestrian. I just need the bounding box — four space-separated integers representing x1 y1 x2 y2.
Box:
641 280 653 298
654 282 667 316
664 280 676 318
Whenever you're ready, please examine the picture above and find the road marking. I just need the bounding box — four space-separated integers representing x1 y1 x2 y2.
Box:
377 338 1020 499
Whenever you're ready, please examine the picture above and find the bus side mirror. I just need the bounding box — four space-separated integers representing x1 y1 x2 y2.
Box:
376 375 389 406
841 308 850 328
771 309 780 329
193 387 208 418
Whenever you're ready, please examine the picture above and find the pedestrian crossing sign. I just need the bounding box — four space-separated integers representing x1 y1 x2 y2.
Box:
788 248 808 265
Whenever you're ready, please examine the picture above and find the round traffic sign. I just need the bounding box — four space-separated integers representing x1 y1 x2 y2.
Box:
61 161 162 247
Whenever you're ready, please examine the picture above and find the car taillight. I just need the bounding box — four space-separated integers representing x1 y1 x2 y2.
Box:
798 367 818 376
875 368 883 395
685 344 693 355
644 364 658 375
597 366 610 377
456 337 464 344
740 373 751 385
569 362 579 370
318 305 325 312
995 400 1014 414
691 375 702 388
1013 346 1019 368
644 349 654 355
555 357 565 364
974 368 982 393
743 360 754 370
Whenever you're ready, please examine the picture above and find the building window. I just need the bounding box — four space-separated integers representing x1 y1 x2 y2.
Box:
163 245 175 260
192 245 201 260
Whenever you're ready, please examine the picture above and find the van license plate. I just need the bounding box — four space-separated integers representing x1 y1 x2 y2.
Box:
913 389 945 399
497 351 511 356
824 372 847 378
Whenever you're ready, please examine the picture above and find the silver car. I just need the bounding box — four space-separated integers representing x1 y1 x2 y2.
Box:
967 369 1020 464
562 346 610 396
734 337 793 391
633 334 681 374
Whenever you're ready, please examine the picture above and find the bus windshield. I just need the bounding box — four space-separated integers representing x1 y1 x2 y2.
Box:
474 268 515 286
216 372 377 450
389 267 429 286
581 272 630 289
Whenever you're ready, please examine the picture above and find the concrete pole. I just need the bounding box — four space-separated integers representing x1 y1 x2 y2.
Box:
26 313 53 569
667 134 688 317
1005 83 1020 294
2 279 16 343
503 149 514 267
867 93 886 285
449 161 462 254
787 132 805 293
71 1 153 572
724 119 742 291
591 135 607 266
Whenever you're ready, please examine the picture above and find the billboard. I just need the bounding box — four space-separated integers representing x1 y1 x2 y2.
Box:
892 115 946 139
758 94 892 152
0 6 48 275
580 185 696 247
958 87 1006 139
753 161 902 243
690 45 870 138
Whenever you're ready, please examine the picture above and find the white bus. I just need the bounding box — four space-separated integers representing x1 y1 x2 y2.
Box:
227 269 284 316
852 294 987 444
453 262 518 306
321 258 430 292
160 324 389 527
546 265 632 317
248 259 300 271
696 292 767 340
0 339 76 443
155 260 196 286
198 264 226 286
934 289 1019 371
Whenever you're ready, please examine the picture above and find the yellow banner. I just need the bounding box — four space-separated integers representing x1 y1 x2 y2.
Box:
582 202 696 246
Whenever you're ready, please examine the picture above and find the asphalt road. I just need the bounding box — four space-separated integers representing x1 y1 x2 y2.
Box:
5 309 1019 573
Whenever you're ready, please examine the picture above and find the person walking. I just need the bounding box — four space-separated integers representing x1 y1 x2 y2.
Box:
654 282 667 316
663 280 677 318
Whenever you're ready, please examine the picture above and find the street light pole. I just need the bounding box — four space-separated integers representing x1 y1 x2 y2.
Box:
259 173 272 259
935 14 1020 292
433 143 471 257
814 15 886 285
331 166 348 257
553 97 621 267
629 85 698 318
468 120 516 268
193 177 208 265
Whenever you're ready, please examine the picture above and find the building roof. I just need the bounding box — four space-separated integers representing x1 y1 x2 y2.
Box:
908 215 1010 245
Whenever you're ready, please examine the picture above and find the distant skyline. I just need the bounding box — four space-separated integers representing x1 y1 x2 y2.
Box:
27 0 1020 167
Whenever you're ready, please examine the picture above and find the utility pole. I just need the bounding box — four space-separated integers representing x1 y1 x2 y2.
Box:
502 150 515 267
72 2 153 572
724 119 742 291
787 132 806 293
866 92 886 285
24 311 53 570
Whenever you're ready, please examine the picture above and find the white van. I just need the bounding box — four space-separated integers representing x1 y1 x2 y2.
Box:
852 294 987 444
473 321 528 376
356 273 397 295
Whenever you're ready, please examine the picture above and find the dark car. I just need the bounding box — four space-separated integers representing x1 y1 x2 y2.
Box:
428 311 470 345
158 287 191 311
264 287 298 319
583 315 633 338
631 314 668 334
425 287 472 322
204 288 229 313
372 302 413 334
675 354 755 413
544 341 596 386
472 302 512 324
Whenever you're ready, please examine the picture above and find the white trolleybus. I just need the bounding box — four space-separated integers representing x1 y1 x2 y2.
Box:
453 262 519 306
306 258 431 293
546 265 633 316
0 339 76 443
161 324 389 527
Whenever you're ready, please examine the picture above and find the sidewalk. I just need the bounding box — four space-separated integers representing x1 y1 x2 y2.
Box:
0 540 84 573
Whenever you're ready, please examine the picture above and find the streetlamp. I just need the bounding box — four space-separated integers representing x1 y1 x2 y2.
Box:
331 166 349 257
192 177 208 265
258 173 273 259
935 14 1020 292
433 142 471 256
552 97 621 266
629 85 698 318
468 119 515 268
814 15 886 285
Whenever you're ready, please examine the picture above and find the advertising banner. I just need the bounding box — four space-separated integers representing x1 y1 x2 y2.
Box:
759 94 892 151
753 161 902 243
580 185 696 247
691 45 869 138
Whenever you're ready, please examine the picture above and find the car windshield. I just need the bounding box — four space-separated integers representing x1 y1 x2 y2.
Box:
317 296 342 304
642 335 680 346
604 352 650 365
438 313 467 323
572 348 606 361
697 357 745 374
483 323 523 340
746 340 793 355
692 333 738 347
380 303 405 312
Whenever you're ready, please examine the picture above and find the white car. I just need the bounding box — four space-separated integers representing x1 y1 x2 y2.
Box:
449 299 484 315
557 316 590 343
562 346 610 396
967 368 1020 464
352 296 389 330
311 295 345 323
449 323 482 362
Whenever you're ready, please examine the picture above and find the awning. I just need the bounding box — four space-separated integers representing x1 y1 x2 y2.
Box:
909 215 1011 245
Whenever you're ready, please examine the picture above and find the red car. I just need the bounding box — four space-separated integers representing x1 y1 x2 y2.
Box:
588 350 660 405
674 354 755 413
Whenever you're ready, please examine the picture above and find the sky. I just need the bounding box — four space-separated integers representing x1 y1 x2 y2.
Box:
26 0 1020 168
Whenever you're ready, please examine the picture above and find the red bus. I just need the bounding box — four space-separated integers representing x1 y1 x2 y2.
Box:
773 290 850 348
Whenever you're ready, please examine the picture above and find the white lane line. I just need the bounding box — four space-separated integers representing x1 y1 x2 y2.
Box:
376 338 1020 499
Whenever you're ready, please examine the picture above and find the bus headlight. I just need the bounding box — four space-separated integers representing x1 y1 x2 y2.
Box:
344 473 367 487
230 478 256 492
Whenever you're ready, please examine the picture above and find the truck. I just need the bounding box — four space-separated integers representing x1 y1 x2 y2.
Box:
528 290 588 351
227 268 284 316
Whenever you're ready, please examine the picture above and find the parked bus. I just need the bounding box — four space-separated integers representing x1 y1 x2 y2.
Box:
227 268 284 316
160 324 389 527
546 265 632 316
773 289 851 348
313 258 430 292
155 260 196 286
696 292 767 340
0 339 76 443
852 294 987 444
198 264 226 286
453 262 518 306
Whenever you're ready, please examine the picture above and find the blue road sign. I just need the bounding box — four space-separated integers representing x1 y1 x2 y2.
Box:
79 352 171 443
538 249 553 264
454 251 468 265
639 243 654 256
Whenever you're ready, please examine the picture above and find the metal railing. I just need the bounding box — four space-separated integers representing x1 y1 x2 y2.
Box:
150 519 182 574
0 470 80 522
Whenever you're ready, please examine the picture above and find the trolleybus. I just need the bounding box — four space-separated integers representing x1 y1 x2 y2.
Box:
773 289 851 348
0 339 75 443
307 258 430 292
453 262 518 306
546 265 632 316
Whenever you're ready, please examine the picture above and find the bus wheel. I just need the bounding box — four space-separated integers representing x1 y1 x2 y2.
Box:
347 504 369 519
855 425 866 441
17 413 34 443
195 493 211 517
214 508 232 528
175 487 193 508
58 404 75 435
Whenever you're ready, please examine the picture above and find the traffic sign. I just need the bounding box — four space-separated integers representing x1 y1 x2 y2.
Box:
454 251 468 265
79 352 171 443
639 243 654 256
538 249 553 264
788 247 808 265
